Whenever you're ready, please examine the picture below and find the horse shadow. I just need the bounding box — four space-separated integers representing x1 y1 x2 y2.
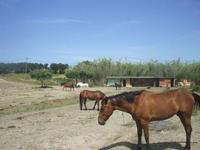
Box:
100 141 183 150
82 108 99 111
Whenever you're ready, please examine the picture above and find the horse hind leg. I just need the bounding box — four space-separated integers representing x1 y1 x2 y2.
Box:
79 97 82 110
93 100 98 110
84 99 87 110
177 112 192 150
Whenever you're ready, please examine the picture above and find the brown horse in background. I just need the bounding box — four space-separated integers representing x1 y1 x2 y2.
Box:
62 83 74 91
98 89 200 150
80 90 106 110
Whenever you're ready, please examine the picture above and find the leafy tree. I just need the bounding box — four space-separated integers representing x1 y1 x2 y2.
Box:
44 63 49 69
57 63 69 74
50 63 68 74
65 70 80 84
30 70 52 87
50 63 58 74
190 72 200 85
0 63 49 73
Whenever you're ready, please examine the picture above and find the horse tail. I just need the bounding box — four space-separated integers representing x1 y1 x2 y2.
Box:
192 92 200 108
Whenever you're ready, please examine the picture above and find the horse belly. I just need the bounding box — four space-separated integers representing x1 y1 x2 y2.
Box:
87 95 97 101
151 112 176 121
150 105 178 121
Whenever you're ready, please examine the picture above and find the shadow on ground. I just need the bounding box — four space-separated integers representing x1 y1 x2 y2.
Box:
100 141 183 150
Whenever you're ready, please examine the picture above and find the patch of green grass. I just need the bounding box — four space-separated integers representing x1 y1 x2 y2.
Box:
0 73 38 84
0 95 79 117
0 73 67 86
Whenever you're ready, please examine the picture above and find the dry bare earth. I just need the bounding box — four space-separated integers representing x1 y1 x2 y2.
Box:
0 79 200 150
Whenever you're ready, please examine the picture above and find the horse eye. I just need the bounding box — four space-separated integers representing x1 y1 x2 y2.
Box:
100 108 104 112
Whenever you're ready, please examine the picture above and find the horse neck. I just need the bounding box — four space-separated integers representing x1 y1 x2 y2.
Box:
112 99 133 114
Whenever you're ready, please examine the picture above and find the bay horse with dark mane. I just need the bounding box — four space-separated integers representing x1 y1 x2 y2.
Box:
98 89 200 150
80 90 106 110
62 83 74 91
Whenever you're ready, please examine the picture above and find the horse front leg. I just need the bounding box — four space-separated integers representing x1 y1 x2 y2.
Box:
135 120 142 150
141 120 150 150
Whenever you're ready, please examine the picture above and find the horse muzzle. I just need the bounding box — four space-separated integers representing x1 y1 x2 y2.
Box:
98 118 106 125
98 120 105 125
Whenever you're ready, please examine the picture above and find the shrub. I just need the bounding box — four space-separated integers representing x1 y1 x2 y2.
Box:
30 70 52 88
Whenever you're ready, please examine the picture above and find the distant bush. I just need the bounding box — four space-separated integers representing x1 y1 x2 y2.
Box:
30 70 52 88
53 77 71 85
192 85 200 93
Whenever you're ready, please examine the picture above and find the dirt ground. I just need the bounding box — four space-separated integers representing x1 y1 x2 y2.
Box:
0 79 200 150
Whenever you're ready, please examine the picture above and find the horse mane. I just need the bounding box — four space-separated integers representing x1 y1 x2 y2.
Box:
107 90 145 103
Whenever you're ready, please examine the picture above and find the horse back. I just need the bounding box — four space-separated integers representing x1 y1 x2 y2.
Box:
80 90 105 100
64 83 74 87
134 89 194 121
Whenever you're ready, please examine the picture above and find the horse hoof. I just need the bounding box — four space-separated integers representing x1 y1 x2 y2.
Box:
136 145 142 150
184 145 190 150
136 147 142 150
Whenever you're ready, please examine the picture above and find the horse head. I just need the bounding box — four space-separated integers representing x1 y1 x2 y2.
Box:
98 90 145 125
98 97 114 125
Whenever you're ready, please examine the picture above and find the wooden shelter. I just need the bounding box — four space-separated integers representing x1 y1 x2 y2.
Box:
106 76 175 87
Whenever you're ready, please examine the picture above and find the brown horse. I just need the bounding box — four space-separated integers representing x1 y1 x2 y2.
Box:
98 89 200 150
79 90 106 110
62 83 74 91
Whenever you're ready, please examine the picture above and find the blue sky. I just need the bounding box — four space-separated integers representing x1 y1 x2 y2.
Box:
0 0 200 65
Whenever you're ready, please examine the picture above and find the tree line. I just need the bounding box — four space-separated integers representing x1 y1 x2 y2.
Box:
65 58 200 86
0 63 68 74
1 59 200 87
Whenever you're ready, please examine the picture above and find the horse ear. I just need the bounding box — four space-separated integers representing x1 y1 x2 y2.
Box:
103 95 107 100
102 96 108 104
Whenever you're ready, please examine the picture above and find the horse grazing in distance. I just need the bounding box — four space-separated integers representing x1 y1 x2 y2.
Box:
98 89 200 150
62 83 75 91
79 90 106 110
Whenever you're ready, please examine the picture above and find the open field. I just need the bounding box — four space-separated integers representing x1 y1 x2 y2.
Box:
0 78 200 150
